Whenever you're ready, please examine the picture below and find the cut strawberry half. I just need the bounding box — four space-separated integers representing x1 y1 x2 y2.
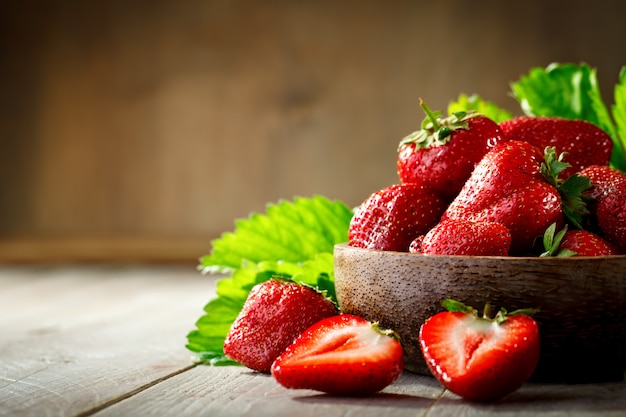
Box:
271 314 404 396
419 299 540 402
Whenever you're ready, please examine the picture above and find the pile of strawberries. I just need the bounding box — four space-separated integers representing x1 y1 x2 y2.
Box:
222 104 625 401
349 100 626 257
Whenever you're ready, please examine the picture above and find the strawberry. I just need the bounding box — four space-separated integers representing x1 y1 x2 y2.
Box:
223 278 338 373
579 165 626 253
397 100 505 201
419 299 540 402
271 314 404 396
441 141 590 255
349 182 447 252
499 116 613 179
409 219 512 256
540 223 619 257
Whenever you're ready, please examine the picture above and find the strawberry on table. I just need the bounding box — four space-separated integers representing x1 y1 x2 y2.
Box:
271 314 404 396
579 165 626 253
223 278 338 373
442 141 578 255
349 182 447 252
409 219 512 256
419 299 540 402
397 99 505 201
499 116 613 179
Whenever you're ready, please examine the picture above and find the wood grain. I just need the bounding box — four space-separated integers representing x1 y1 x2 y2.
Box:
80 365 626 417
0 266 216 417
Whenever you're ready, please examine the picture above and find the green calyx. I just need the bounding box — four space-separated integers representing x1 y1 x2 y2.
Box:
398 98 477 151
442 299 539 325
371 322 402 343
539 222 577 257
540 146 593 229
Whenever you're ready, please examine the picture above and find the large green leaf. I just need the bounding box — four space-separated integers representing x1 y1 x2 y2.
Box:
198 196 353 274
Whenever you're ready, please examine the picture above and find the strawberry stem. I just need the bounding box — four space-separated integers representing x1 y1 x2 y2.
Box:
482 303 493 319
399 99 473 150
419 98 441 131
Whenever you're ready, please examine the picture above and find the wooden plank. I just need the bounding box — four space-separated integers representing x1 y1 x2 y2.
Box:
0 236 212 264
87 365 626 417
88 366 444 417
0 266 218 417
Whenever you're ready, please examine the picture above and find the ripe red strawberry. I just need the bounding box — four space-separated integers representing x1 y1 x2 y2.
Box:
397 100 505 201
541 223 619 257
499 116 613 179
441 141 567 255
579 165 626 253
223 278 338 373
419 299 540 402
271 314 404 396
409 219 512 256
349 182 447 252
559 230 619 256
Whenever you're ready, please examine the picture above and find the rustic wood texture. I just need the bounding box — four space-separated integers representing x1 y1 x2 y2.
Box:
0 266 213 416
1 266 626 416
1 1 626 261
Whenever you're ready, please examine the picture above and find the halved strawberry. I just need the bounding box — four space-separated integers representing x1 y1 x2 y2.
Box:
419 299 540 402
223 278 339 373
271 314 404 396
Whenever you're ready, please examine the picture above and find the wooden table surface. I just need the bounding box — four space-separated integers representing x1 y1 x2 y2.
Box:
2 265 626 417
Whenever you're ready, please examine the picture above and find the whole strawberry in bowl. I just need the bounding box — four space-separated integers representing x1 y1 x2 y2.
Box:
348 182 447 252
499 116 613 179
579 165 626 253
397 100 505 201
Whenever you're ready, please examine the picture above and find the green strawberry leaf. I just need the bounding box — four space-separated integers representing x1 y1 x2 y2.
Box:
510 62 626 172
448 93 514 123
187 196 353 365
198 196 353 274
540 222 577 257
611 67 626 171
511 63 609 125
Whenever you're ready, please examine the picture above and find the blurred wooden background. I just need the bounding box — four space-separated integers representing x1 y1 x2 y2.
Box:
1 0 625 263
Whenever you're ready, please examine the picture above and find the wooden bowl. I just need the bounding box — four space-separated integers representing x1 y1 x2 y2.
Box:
334 243 626 383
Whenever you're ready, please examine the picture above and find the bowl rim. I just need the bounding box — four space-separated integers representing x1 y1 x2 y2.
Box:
334 242 626 261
